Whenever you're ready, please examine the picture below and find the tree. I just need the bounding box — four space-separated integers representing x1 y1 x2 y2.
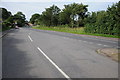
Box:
1 8 27 30
13 12 26 27
51 5 61 26
29 5 61 26
41 5 60 26
1 8 13 30
107 1 120 35
30 13 40 24
30 3 88 27
59 4 72 26
59 3 88 27
1 8 12 21
85 1 120 36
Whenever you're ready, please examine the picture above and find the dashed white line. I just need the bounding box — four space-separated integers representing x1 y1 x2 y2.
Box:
98 44 102 46
83 41 87 42
63 37 67 39
103 45 109 47
28 35 33 42
83 37 117 43
80 40 110 47
37 47 71 80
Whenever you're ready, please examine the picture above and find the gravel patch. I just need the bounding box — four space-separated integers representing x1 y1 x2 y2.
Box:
97 48 119 62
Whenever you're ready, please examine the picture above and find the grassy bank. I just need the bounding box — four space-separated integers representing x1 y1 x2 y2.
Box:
33 25 120 38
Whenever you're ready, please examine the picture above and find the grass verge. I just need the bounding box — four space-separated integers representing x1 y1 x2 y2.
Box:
32 25 120 38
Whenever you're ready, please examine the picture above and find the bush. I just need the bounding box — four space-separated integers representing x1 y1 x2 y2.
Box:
84 1 120 36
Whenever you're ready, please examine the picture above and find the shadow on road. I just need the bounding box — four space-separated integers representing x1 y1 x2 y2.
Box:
2 29 37 78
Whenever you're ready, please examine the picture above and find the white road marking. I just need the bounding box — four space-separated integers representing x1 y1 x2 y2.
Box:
63 37 67 39
83 37 117 43
37 47 71 80
83 41 87 42
103 45 108 47
28 35 33 42
109 41 117 43
98 44 102 45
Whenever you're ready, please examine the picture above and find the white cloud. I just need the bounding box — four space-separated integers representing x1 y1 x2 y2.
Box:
1 0 119 2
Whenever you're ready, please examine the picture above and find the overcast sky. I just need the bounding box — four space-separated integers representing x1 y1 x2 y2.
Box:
0 0 119 21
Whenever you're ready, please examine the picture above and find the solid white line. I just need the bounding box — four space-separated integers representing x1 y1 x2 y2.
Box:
37 47 71 79
28 35 33 42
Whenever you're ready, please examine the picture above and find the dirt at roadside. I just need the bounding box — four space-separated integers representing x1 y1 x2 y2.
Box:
97 48 119 62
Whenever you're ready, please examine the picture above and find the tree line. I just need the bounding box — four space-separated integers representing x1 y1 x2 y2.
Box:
30 3 88 27
84 1 120 35
30 1 120 36
1 1 119 36
1 8 27 31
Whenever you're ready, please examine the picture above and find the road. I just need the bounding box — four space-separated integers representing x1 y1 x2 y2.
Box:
2 27 118 79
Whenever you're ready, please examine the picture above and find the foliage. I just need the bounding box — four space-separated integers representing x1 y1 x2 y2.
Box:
41 5 61 26
1 8 12 21
1 8 12 30
84 1 120 36
62 3 88 27
30 1 120 37
30 3 88 27
1 8 27 31
30 13 40 24
13 12 26 27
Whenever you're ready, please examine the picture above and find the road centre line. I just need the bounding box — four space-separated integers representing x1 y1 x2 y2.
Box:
98 44 102 45
83 37 117 43
103 45 107 46
37 47 71 80
28 35 33 42
83 41 87 42
62 36 114 47
82 40 109 47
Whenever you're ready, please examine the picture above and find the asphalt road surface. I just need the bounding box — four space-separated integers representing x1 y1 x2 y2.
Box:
2 27 118 78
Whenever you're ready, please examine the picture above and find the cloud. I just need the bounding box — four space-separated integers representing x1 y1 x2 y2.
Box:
1 0 119 2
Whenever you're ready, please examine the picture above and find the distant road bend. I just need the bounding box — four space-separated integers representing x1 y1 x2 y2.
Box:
3 27 118 78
